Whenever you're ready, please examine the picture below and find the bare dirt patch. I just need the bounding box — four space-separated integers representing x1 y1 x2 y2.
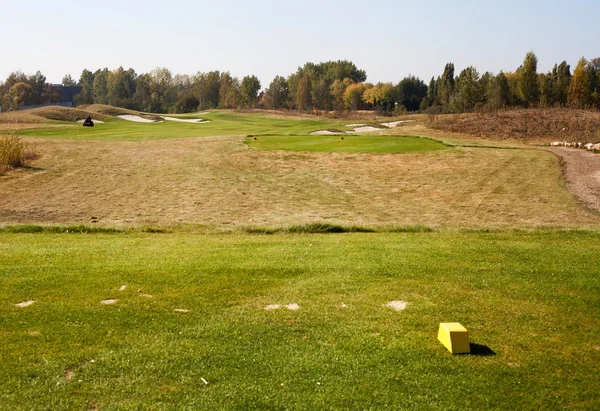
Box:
15 300 35 308
385 301 408 311
547 147 600 213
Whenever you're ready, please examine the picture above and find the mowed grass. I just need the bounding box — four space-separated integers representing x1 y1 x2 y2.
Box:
15 111 341 141
246 135 448 153
1 231 599 409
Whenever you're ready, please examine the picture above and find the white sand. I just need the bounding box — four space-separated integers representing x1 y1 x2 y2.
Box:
139 294 153 298
285 303 300 310
345 123 366 127
310 130 340 135
119 285 126 291
15 300 35 308
385 301 408 311
101 298 118 305
347 126 381 133
117 115 160 123
340 303 348 308
174 308 190 313
162 116 210 124
381 120 414 128
77 119 105 124
265 304 281 310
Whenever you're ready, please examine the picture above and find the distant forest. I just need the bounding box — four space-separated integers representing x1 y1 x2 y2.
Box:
1 53 599 114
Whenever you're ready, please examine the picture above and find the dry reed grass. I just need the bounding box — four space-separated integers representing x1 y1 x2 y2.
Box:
433 108 600 144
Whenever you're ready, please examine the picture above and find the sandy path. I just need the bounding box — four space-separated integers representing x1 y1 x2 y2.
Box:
547 147 600 212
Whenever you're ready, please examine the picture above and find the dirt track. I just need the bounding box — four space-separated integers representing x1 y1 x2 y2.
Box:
547 147 600 213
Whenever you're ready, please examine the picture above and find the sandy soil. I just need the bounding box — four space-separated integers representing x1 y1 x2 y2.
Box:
162 117 210 124
547 147 600 213
117 115 160 123
310 130 339 135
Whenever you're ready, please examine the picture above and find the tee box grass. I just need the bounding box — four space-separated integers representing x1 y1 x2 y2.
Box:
1 230 599 409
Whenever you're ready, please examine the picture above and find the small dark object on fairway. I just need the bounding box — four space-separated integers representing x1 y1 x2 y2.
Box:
253 137 257 140
83 115 94 127
341 136 344 140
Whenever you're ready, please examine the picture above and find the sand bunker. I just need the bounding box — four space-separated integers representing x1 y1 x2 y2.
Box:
119 285 126 291
309 130 340 135
15 300 35 308
345 123 366 127
348 126 382 133
101 299 118 305
265 304 281 310
340 303 348 308
381 120 414 128
117 115 160 123
162 116 210 124
385 301 408 311
139 294 153 298
285 303 300 310
174 308 190 313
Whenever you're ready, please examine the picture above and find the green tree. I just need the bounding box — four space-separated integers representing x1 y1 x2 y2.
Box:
8 82 33 108
330 78 352 112
240 75 261 108
486 72 510 111
193 71 221 109
295 74 312 112
343 83 365 110
438 63 455 107
452 66 481 112
518 52 540 107
218 72 240 109
75 69 95 105
263 76 289 110
397 76 427 111
61 74 77 86
568 58 592 108
92 68 109 104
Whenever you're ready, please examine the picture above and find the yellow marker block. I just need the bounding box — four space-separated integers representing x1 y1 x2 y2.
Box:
438 323 470 354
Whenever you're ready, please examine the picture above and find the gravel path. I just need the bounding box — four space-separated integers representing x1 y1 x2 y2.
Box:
547 147 600 212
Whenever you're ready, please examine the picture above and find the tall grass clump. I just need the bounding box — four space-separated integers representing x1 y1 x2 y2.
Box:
0 133 25 168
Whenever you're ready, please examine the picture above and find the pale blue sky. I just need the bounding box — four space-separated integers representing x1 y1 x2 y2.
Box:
2 0 599 88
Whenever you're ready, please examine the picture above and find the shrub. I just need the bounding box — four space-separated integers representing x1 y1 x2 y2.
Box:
0 133 25 168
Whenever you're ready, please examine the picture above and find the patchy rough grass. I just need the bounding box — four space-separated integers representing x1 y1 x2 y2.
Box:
1 231 599 409
1 136 598 228
433 108 600 144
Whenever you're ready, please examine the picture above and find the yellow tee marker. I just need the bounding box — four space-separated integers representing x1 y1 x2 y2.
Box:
438 323 470 354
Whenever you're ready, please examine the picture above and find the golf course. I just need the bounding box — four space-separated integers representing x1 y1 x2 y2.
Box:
1 106 600 409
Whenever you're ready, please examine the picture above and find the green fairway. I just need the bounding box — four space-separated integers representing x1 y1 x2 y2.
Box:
247 134 448 153
1 230 599 409
17 112 341 141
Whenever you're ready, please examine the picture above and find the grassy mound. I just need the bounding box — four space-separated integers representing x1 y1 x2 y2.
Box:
0 106 111 124
246 135 449 153
78 104 140 116
433 108 600 143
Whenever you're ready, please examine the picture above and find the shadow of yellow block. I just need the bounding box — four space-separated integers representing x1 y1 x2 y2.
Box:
438 323 470 354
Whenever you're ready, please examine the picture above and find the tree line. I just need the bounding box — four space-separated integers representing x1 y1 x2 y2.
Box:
1 54 599 114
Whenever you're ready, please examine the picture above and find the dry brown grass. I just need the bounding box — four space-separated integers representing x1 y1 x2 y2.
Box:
432 108 600 144
78 104 140 116
1 136 598 228
0 106 111 124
